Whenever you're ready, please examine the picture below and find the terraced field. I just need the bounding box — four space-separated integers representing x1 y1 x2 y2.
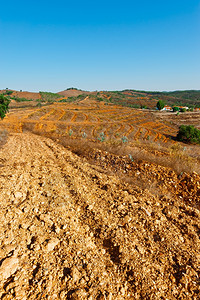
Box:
1 100 181 146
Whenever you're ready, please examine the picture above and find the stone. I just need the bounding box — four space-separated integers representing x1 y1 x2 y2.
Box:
45 238 60 252
15 192 23 199
0 256 19 280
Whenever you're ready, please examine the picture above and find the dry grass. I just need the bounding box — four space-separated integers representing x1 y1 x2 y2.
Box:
51 134 200 175
0 130 8 149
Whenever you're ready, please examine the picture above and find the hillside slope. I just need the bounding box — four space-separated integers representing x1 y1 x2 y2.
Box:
0 133 199 299
58 89 90 97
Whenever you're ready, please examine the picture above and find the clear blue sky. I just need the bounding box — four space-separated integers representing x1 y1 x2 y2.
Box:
0 0 200 92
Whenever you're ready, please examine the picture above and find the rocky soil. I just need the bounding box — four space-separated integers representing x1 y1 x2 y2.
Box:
0 132 199 299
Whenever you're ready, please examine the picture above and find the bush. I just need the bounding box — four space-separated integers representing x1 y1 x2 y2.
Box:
180 108 186 112
11 96 33 102
0 95 10 119
177 125 200 144
39 91 61 102
4 90 13 96
36 102 42 107
173 106 179 112
156 100 165 110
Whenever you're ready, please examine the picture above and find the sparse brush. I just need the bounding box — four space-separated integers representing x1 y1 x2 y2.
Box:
0 130 8 148
121 136 128 143
69 129 73 136
98 132 105 142
82 132 87 138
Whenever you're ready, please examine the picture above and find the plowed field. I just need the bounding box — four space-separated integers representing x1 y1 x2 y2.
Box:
0 101 199 299
1 101 180 144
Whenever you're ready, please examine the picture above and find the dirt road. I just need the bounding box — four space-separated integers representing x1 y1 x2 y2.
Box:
0 133 199 299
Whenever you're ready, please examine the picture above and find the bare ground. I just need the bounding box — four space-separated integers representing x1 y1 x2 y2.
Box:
0 133 199 299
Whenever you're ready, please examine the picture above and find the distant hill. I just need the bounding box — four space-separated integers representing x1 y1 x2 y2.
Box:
121 89 200 108
58 89 200 109
58 88 91 97
87 89 200 109
0 89 41 100
1 88 200 109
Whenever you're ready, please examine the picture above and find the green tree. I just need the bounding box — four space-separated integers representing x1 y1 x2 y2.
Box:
156 100 165 110
173 106 179 112
0 95 10 119
177 125 200 144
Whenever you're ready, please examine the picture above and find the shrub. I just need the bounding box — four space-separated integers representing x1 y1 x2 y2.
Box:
36 102 42 107
39 92 61 102
0 95 10 119
180 108 186 112
98 132 105 142
156 100 165 110
173 106 179 112
177 125 200 144
69 129 73 136
12 96 33 102
121 136 128 143
4 90 13 96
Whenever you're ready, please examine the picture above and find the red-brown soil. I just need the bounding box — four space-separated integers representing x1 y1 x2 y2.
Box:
12 91 41 100
0 90 41 100
58 89 91 97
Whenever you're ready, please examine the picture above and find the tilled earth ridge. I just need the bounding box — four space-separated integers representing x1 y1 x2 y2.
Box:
87 150 200 209
0 133 199 299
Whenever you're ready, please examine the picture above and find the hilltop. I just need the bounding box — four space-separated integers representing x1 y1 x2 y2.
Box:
58 88 91 98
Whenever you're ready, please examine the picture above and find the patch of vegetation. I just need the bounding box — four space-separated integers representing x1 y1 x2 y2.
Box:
59 94 87 103
3 90 13 96
11 96 33 102
65 87 79 90
59 96 77 103
96 97 104 102
156 100 165 110
36 102 42 107
180 107 186 112
121 136 128 143
177 125 200 144
98 132 105 142
39 92 61 102
173 106 179 112
129 104 140 108
0 95 10 119
58 99 68 103
165 90 200 101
